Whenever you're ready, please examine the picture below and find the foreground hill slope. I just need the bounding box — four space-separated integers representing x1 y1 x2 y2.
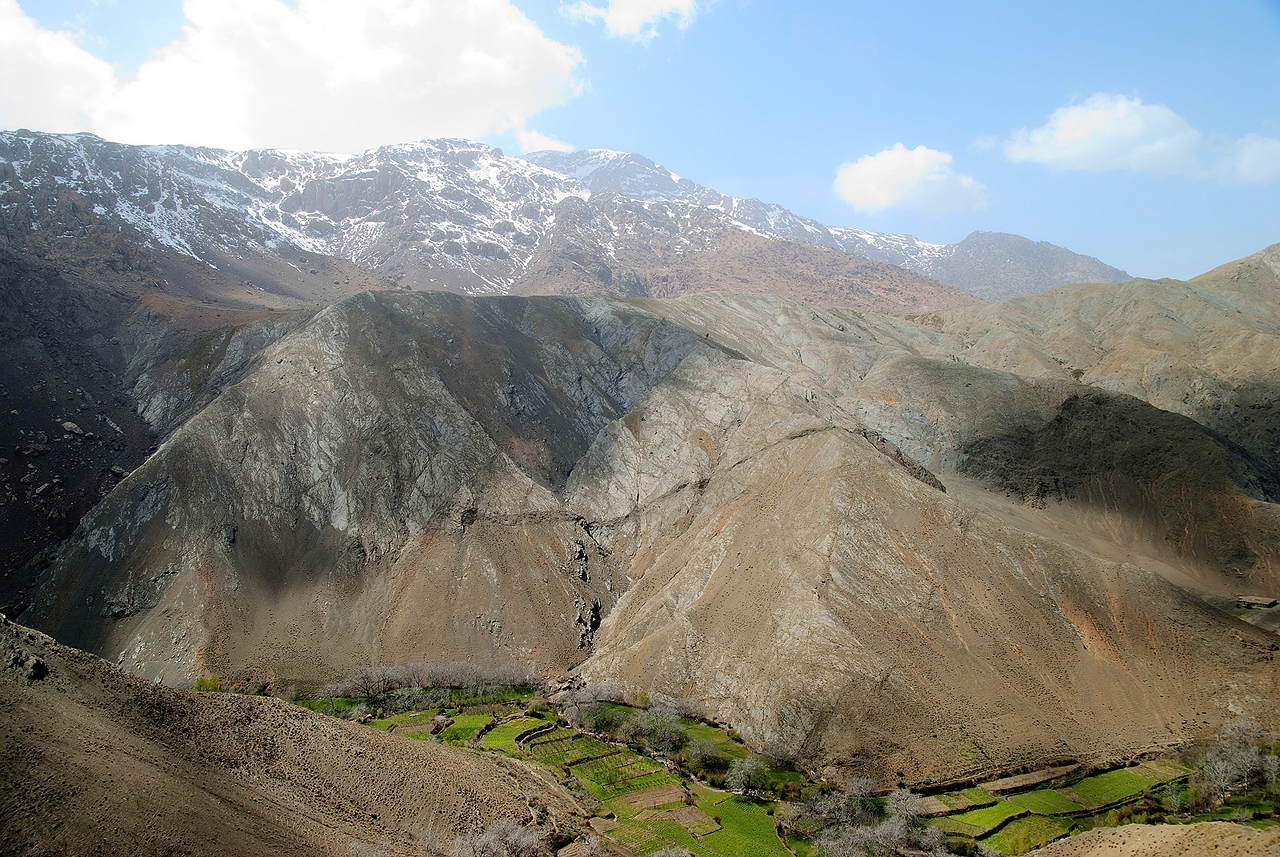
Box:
1030 821 1280 856
0 613 576 857
18 287 1280 784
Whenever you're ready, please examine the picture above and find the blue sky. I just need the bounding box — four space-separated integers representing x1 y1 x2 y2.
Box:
4 0 1279 280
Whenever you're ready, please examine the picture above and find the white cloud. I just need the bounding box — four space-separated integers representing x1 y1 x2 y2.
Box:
0 0 581 154
0 0 118 133
832 143 986 214
1215 133 1280 185
567 0 697 39
1003 93 1201 174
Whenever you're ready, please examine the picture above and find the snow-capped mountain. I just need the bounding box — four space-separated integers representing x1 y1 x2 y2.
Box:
0 132 592 295
0 130 1127 304
524 148 1131 298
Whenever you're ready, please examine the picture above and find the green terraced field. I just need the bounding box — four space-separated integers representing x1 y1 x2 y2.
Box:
1006 789 1083 815
982 815 1074 855
439 713 492 744
944 800 1026 835
1137 758 1191 783
611 819 701 856
707 797 788 857
937 786 997 811
931 817 985 838
1060 768 1160 810
528 730 613 764
480 716 544 753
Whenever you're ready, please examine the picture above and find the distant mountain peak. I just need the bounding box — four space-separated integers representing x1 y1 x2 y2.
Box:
2 128 1129 303
524 148 1129 299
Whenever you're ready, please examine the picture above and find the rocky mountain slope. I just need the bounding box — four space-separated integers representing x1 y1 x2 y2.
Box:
1 127 1272 788
0 613 577 857
16 266 1280 783
0 129 973 590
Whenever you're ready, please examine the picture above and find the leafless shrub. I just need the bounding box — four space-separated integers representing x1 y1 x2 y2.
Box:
1195 718 1266 805
685 738 728 772
1263 754 1280 792
455 819 545 857
887 789 925 820
815 814 948 857
340 702 370 722
345 666 394 704
844 777 879 798
580 835 611 857
726 756 769 794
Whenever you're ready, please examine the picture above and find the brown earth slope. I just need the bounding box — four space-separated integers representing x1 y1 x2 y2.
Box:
1029 821 1280 856
0 613 578 857
17 288 1280 786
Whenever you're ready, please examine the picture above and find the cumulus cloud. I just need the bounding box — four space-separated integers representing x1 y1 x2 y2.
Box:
1004 93 1280 185
1004 94 1201 174
832 143 987 214
567 0 697 39
1215 133 1280 185
0 0 581 153
0 0 118 133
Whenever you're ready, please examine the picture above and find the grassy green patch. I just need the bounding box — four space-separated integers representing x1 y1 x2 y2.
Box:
529 730 613 765
982 815 1074 855
480 716 544 753
368 709 443 732
440 713 492 745
1060 768 1159 810
1244 818 1280 829
705 797 787 857
610 819 703 856
944 800 1026 836
295 697 363 716
401 730 438 741
786 834 813 857
936 787 997 811
1006 789 1084 815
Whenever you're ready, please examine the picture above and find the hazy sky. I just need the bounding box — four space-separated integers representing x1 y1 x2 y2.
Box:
4 0 1279 279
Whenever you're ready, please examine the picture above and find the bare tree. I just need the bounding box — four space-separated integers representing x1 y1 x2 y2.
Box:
727 756 769 795
346 666 393 705
887 789 925 820
1263 754 1280 793
456 819 545 857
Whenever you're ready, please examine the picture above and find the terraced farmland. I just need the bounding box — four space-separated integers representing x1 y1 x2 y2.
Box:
480 716 546 753
983 815 1076 854
1060 761 1188 810
527 729 613 765
1006 789 1084 815
440 713 493 744
574 750 675 799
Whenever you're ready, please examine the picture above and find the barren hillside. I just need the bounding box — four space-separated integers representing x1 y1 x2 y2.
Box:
0 613 578 857
15 279 1280 784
